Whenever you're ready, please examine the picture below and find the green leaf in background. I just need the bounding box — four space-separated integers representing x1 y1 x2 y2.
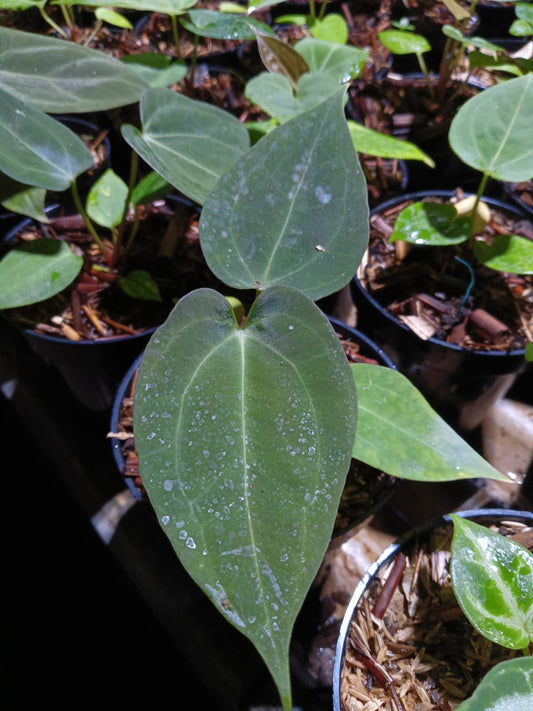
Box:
378 29 431 55
0 173 48 223
352 363 507 482
347 121 435 167
0 27 147 114
179 9 275 39
130 171 171 205
449 74 533 183
442 24 504 56
119 269 162 302
200 89 368 300
473 233 533 275
122 88 250 206
389 201 471 246
0 238 83 309
120 53 187 88
56 0 197 11
86 169 129 230
245 119 278 144
450 515 533 649
294 38 369 83
308 14 348 44
525 341 533 362
134 286 357 711
455 657 533 711
0 0 45 8
0 89 94 192
468 50 527 78
95 7 133 29
255 32 310 89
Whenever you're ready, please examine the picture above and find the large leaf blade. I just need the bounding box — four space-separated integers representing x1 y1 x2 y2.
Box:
450 515 533 649
0 26 147 113
122 88 250 205
351 363 507 482
455 657 533 711
134 286 357 708
449 74 533 182
0 89 94 191
199 89 368 300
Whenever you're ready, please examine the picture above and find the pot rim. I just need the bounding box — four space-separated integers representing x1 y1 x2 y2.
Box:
355 189 529 358
332 506 533 711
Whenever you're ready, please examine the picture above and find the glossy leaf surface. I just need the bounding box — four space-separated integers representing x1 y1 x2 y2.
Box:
0 89 94 191
0 174 48 222
449 74 533 182
456 657 533 711
347 121 435 167
0 238 83 309
473 233 533 275
120 54 187 88
351 363 507 482
122 88 250 205
200 89 368 300
378 29 430 54
119 270 162 302
294 38 369 82
389 201 470 246
0 27 147 113
180 9 274 39
134 286 357 710
450 515 533 649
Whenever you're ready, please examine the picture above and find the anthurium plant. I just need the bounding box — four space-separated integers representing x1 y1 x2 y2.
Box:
129 87 508 710
450 514 533 710
388 74 533 276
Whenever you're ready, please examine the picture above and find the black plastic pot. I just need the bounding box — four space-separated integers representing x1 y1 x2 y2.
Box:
333 507 533 711
352 190 530 433
473 0 518 38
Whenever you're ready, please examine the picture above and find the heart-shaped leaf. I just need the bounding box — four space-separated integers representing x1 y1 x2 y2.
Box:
294 37 369 82
474 233 533 275
351 363 507 482
389 201 471 246
119 269 162 302
347 121 435 167
450 514 533 649
200 89 368 300
308 14 348 44
134 285 357 710
57 0 197 12
122 88 250 205
0 174 48 222
378 29 431 55
179 9 275 39
455 657 533 711
449 74 533 183
255 32 310 89
0 89 94 191
0 26 147 113
0 238 83 309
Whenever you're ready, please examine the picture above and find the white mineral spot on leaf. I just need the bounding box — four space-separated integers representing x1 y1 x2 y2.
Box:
315 185 332 204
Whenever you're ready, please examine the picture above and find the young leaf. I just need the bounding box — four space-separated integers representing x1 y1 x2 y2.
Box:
86 169 129 230
179 9 275 39
94 7 133 29
473 233 533 275
389 201 471 246
307 14 348 45
347 121 435 167
0 174 48 223
0 27 147 113
0 238 83 309
134 286 357 711
450 515 533 649
449 74 533 183
122 88 250 206
254 32 310 89
199 89 368 300
455 657 533 711
294 38 369 83
378 29 431 55
0 89 94 192
120 54 187 88
442 24 504 56
351 363 508 482
119 270 162 302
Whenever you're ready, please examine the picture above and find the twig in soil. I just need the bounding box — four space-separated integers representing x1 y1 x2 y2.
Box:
372 552 406 620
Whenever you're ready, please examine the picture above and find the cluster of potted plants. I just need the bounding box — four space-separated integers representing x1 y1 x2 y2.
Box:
1 2 532 709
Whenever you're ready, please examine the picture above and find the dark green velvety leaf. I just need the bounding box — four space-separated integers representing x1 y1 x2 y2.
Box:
119 269 162 302
134 286 357 710
0 27 147 113
0 238 83 309
455 657 533 711
450 515 533 649
351 363 507 482
200 89 368 300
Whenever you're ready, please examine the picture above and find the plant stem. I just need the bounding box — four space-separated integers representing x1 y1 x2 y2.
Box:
171 14 180 57
39 7 69 39
417 52 435 102
309 0 316 20
318 0 327 21
84 19 103 47
115 151 139 260
58 1 76 39
468 172 490 241
70 180 105 253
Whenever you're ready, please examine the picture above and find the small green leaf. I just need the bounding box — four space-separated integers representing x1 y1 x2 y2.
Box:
347 121 435 167
255 31 310 89
450 515 533 649
0 238 83 309
94 7 133 29
455 657 533 711
389 201 470 246
473 233 533 275
130 171 171 205
0 173 48 223
179 9 275 39
200 89 368 300
295 37 369 82
119 269 162 302
449 74 533 183
308 14 349 45
86 169 128 230
510 18 533 36
442 24 504 56
120 54 187 88
351 364 507 482
378 29 431 55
